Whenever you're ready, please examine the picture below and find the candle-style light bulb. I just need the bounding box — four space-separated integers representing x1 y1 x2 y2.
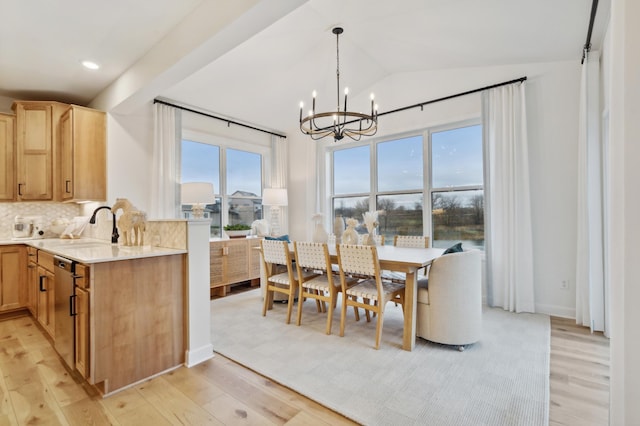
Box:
344 87 349 112
370 93 375 100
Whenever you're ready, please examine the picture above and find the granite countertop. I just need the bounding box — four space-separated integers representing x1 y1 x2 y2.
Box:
0 238 186 264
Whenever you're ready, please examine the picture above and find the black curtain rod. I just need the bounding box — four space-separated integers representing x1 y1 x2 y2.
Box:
581 0 599 64
378 76 527 118
153 98 287 139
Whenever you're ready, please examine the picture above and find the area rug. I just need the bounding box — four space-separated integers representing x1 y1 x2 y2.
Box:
211 290 550 425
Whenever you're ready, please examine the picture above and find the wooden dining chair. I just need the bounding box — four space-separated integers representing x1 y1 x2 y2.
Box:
336 244 405 349
260 239 318 324
293 241 358 334
383 235 431 284
357 233 385 245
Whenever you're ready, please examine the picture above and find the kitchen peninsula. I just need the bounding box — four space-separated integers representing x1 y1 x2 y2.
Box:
2 237 187 396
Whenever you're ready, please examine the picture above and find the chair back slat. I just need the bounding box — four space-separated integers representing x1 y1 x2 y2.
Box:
294 241 329 271
394 235 429 248
357 233 385 245
337 244 378 276
261 239 289 265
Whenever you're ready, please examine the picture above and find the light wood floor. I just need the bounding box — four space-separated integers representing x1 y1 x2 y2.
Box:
0 311 609 425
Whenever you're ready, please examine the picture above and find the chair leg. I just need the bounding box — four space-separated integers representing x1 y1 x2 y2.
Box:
285 287 295 324
375 308 385 350
326 294 336 335
340 297 348 337
364 298 372 322
296 288 305 326
262 288 273 317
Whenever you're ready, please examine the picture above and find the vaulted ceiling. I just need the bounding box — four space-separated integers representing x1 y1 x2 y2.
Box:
1 0 609 133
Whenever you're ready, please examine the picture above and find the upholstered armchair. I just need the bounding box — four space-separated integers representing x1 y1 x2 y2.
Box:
416 249 482 350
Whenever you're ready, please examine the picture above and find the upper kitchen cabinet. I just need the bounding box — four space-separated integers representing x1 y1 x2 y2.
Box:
59 105 106 202
0 113 15 201
13 101 68 201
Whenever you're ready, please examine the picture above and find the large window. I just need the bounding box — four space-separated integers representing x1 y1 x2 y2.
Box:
430 124 484 249
331 135 424 242
181 140 263 237
329 122 484 248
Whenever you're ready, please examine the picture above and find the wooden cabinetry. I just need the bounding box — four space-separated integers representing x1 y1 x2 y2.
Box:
26 247 38 315
74 263 89 378
209 238 262 296
13 101 68 201
90 255 185 394
59 105 106 201
35 250 55 338
0 245 27 312
0 113 15 201
10 100 106 202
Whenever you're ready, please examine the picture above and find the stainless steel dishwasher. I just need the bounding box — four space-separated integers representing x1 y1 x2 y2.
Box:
54 255 77 369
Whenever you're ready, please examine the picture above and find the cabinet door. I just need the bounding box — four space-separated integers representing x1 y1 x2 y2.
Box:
37 266 55 338
0 246 26 312
0 113 15 201
59 105 106 202
26 248 38 316
224 239 250 284
75 286 90 378
59 109 73 200
15 102 54 200
248 239 262 280
209 242 225 288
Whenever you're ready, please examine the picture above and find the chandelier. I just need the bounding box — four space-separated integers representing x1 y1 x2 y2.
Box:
299 27 378 142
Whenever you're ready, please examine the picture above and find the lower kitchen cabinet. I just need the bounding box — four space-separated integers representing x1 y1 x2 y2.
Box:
209 238 262 296
0 245 27 312
74 285 89 378
35 251 55 338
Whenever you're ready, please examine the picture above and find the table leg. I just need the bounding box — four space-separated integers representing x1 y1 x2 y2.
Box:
403 269 417 351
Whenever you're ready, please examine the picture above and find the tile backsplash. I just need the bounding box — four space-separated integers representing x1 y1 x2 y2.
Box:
1 202 187 250
0 202 81 240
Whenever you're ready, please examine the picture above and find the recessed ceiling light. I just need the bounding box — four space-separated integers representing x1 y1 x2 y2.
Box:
82 60 100 70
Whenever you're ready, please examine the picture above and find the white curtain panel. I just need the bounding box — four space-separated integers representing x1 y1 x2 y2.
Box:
151 103 182 219
270 135 288 234
575 52 605 332
482 83 535 313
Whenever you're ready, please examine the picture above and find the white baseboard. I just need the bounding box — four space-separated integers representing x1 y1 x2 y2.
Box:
184 344 215 367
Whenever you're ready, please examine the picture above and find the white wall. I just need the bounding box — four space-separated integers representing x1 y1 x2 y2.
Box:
105 103 155 212
288 60 582 318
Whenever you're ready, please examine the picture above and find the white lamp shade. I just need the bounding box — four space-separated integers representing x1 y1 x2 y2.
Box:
262 188 288 206
181 182 216 204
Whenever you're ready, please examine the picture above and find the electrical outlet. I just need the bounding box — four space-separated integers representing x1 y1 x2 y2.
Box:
560 279 569 289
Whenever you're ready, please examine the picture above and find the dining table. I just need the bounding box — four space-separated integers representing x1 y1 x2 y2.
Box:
281 243 445 351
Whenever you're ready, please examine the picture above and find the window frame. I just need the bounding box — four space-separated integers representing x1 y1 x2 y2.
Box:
181 129 271 234
325 118 482 246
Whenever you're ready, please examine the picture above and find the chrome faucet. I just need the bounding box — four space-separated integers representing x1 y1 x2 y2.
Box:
89 206 119 243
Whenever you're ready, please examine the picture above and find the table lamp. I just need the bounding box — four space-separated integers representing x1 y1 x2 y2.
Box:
181 182 215 219
262 188 288 236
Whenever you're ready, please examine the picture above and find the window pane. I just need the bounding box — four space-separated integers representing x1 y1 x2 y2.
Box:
181 140 219 191
431 190 484 250
431 125 483 188
377 193 423 245
227 149 262 196
333 196 370 234
334 145 370 195
377 136 423 192
229 197 263 226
